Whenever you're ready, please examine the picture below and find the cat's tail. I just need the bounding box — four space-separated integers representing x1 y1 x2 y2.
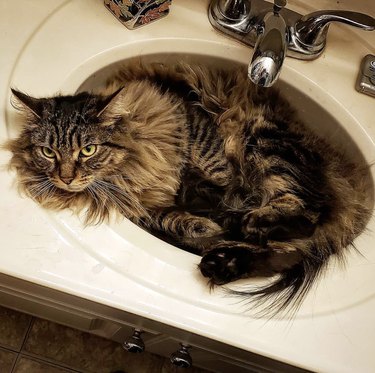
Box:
226 240 336 318
198 238 323 317
199 196 372 318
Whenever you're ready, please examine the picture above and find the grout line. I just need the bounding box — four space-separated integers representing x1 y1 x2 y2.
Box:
0 344 19 354
0 346 18 373
19 316 34 352
0 314 31 354
16 350 86 373
18 316 87 373
10 352 21 373
10 316 35 373
13 353 84 373
15 316 133 373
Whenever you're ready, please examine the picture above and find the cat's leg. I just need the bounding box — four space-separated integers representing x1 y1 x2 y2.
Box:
242 193 319 244
199 240 302 285
236 110 328 243
148 210 224 249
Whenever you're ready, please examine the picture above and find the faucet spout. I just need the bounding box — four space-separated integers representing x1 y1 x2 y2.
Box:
248 1 287 87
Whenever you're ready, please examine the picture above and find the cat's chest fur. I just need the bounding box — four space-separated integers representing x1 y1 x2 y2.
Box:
109 80 192 213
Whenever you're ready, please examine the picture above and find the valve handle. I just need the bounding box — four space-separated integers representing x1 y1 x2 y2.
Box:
296 10 375 47
170 344 193 368
274 0 286 14
122 329 145 353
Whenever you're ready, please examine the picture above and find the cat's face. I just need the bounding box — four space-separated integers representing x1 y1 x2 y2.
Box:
8 88 124 194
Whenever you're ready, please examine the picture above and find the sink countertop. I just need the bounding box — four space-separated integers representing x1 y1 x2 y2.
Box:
1 1 375 372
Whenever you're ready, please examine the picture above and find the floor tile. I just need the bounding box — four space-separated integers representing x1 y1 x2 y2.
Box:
23 318 169 373
0 347 17 373
13 355 78 373
0 306 32 351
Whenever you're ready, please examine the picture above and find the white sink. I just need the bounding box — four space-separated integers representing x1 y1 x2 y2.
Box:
2 0 375 371
8 11 375 314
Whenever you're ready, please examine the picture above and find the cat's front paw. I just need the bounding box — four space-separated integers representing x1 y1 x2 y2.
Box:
199 246 252 285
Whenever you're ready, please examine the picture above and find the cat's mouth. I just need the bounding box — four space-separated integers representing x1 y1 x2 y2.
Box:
53 178 91 193
56 184 85 193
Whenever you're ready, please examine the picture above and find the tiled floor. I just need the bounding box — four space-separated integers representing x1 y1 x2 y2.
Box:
0 305 209 373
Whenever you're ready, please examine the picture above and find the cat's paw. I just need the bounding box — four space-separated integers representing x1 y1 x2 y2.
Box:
243 209 316 241
184 217 224 239
243 207 279 230
199 246 252 285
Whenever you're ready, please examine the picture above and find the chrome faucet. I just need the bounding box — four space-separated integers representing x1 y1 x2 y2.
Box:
209 0 375 87
248 0 287 87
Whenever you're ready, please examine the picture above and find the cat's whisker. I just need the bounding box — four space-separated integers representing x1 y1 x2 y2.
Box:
95 179 131 196
97 182 141 211
92 180 143 218
29 180 54 200
27 179 50 193
45 185 57 200
93 182 130 213
35 182 54 198
86 185 104 210
18 175 49 184
91 187 121 216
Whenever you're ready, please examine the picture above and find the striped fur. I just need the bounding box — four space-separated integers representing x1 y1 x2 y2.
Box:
5 63 372 316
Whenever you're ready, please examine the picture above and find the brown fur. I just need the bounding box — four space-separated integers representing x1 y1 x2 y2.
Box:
4 62 372 316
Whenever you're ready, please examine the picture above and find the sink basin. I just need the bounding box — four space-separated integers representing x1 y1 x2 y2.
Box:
3 0 375 313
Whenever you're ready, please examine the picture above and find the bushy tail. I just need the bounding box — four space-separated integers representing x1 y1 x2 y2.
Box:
224 206 371 318
227 254 329 318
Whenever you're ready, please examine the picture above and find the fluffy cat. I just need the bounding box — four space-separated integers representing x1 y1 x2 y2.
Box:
5 63 372 316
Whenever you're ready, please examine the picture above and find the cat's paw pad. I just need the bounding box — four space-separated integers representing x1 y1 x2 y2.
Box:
186 218 223 238
199 248 247 285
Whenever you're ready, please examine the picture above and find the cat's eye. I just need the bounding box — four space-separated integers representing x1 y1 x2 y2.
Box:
41 146 56 158
80 144 97 157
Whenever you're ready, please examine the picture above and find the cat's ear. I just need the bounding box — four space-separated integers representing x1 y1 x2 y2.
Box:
97 87 124 117
11 88 44 119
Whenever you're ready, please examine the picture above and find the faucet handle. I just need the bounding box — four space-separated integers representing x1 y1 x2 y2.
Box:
295 11 375 53
218 0 250 21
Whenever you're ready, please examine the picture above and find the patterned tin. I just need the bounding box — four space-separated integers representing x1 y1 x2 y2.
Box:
104 0 172 29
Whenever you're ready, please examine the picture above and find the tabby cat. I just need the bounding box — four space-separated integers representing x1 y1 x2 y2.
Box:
5 63 372 316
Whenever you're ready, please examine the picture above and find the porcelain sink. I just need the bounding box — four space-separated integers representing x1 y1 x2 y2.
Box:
2 0 375 372
5 0 375 319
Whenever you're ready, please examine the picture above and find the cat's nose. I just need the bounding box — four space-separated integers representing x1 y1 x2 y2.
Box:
60 176 74 185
